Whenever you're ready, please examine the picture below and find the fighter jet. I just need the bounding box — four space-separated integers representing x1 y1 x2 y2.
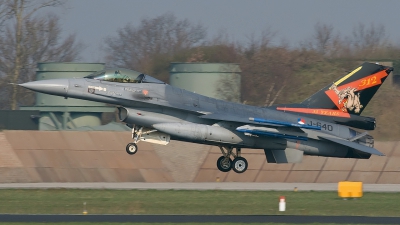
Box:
19 62 392 173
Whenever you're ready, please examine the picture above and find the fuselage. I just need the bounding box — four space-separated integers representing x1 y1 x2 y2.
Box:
18 65 388 171
68 78 353 136
48 77 366 155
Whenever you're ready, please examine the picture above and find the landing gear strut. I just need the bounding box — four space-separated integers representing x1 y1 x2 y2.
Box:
126 125 142 155
216 146 248 173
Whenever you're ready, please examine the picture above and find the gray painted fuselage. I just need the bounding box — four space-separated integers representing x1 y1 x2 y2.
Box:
19 75 381 160
66 78 358 157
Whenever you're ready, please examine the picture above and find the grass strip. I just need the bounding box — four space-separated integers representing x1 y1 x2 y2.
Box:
0 189 399 216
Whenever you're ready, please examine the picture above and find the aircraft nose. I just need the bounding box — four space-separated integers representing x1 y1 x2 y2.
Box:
19 79 69 96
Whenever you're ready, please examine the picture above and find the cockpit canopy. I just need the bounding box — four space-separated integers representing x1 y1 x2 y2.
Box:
84 68 165 84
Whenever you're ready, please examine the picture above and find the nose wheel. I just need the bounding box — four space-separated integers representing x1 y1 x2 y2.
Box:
126 143 138 155
216 146 248 173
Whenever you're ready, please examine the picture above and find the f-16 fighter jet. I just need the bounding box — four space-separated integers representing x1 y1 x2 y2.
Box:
19 62 392 173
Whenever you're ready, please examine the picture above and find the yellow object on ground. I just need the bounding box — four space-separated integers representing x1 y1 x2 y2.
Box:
338 181 363 198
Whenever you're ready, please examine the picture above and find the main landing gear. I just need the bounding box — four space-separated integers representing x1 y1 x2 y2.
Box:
217 146 248 173
125 125 143 155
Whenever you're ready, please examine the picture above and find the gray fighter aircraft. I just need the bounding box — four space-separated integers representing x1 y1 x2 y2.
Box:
19 62 392 173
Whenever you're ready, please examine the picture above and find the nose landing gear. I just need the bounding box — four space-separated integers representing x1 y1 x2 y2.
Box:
216 146 248 173
125 125 143 155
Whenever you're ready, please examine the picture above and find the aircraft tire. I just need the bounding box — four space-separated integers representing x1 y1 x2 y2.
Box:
232 157 248 173
217 156 232 172
126 143 138 155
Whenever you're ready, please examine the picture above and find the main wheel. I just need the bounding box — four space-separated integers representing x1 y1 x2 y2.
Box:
216 156 232 172
232 157 248 173
126 143 138 155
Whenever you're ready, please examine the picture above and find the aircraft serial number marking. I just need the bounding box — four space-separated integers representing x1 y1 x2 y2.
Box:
307 120 333 131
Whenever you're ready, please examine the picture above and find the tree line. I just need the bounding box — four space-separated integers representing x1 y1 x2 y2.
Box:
0 1 399 110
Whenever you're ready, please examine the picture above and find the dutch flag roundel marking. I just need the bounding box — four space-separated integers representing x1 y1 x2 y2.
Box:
297 118 305 125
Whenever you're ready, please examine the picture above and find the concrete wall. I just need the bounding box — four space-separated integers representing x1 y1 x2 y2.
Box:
0 131 399 183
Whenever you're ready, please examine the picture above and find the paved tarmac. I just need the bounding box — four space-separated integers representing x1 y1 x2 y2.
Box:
0 182 399 192
0 214 399 224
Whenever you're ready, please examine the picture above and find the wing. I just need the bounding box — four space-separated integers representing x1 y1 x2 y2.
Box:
200 113 384 157
200 113 320 141
199 113 320 130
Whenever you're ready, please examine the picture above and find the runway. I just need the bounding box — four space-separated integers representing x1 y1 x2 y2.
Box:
0 182 399 192
0 214 399 224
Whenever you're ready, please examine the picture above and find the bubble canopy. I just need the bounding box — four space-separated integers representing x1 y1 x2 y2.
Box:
84 68 165 84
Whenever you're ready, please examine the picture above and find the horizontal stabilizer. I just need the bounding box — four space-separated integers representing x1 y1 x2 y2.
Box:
264 148 303 163
319 136 384 156
250 117 321 130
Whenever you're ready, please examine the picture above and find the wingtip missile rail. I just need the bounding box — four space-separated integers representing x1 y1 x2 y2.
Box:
236 126 308 141
249 117 321 130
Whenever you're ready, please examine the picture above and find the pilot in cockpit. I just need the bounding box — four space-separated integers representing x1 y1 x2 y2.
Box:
106 70 129 83
84 68 164 84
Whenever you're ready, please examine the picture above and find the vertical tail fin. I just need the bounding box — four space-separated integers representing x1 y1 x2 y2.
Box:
300 62 392 115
